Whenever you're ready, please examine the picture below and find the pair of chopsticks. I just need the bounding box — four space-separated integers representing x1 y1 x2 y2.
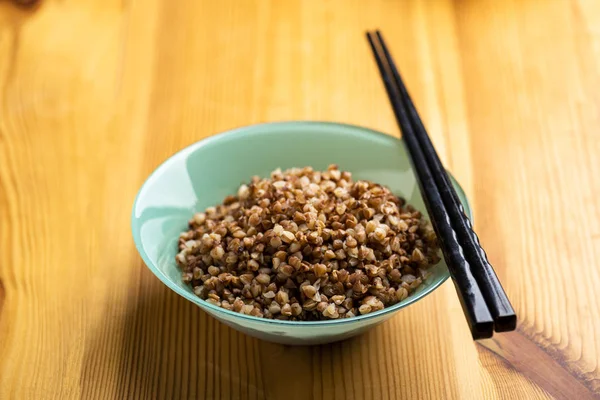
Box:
366 31 516 339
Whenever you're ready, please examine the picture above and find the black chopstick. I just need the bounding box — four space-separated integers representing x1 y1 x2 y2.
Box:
366 32 494 339
373 31 517 332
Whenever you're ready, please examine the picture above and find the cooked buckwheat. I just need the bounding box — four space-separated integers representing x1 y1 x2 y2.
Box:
175 165 440 320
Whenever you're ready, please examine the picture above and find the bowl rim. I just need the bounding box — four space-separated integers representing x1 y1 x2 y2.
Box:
131 120 472 327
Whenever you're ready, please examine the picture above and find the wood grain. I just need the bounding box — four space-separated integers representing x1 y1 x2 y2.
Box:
0 0 599 398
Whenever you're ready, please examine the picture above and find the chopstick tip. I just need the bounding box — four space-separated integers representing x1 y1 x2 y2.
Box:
494 314 517 332
473 321 494 340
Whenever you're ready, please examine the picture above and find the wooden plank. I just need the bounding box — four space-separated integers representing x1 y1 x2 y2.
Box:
0 0 597 398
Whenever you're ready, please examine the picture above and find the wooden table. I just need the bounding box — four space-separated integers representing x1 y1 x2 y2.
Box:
1 0 599 398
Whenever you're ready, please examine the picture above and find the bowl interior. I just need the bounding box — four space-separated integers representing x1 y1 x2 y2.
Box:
132 121 472 328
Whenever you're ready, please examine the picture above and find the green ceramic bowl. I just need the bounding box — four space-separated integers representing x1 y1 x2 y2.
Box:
131 121 471 345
